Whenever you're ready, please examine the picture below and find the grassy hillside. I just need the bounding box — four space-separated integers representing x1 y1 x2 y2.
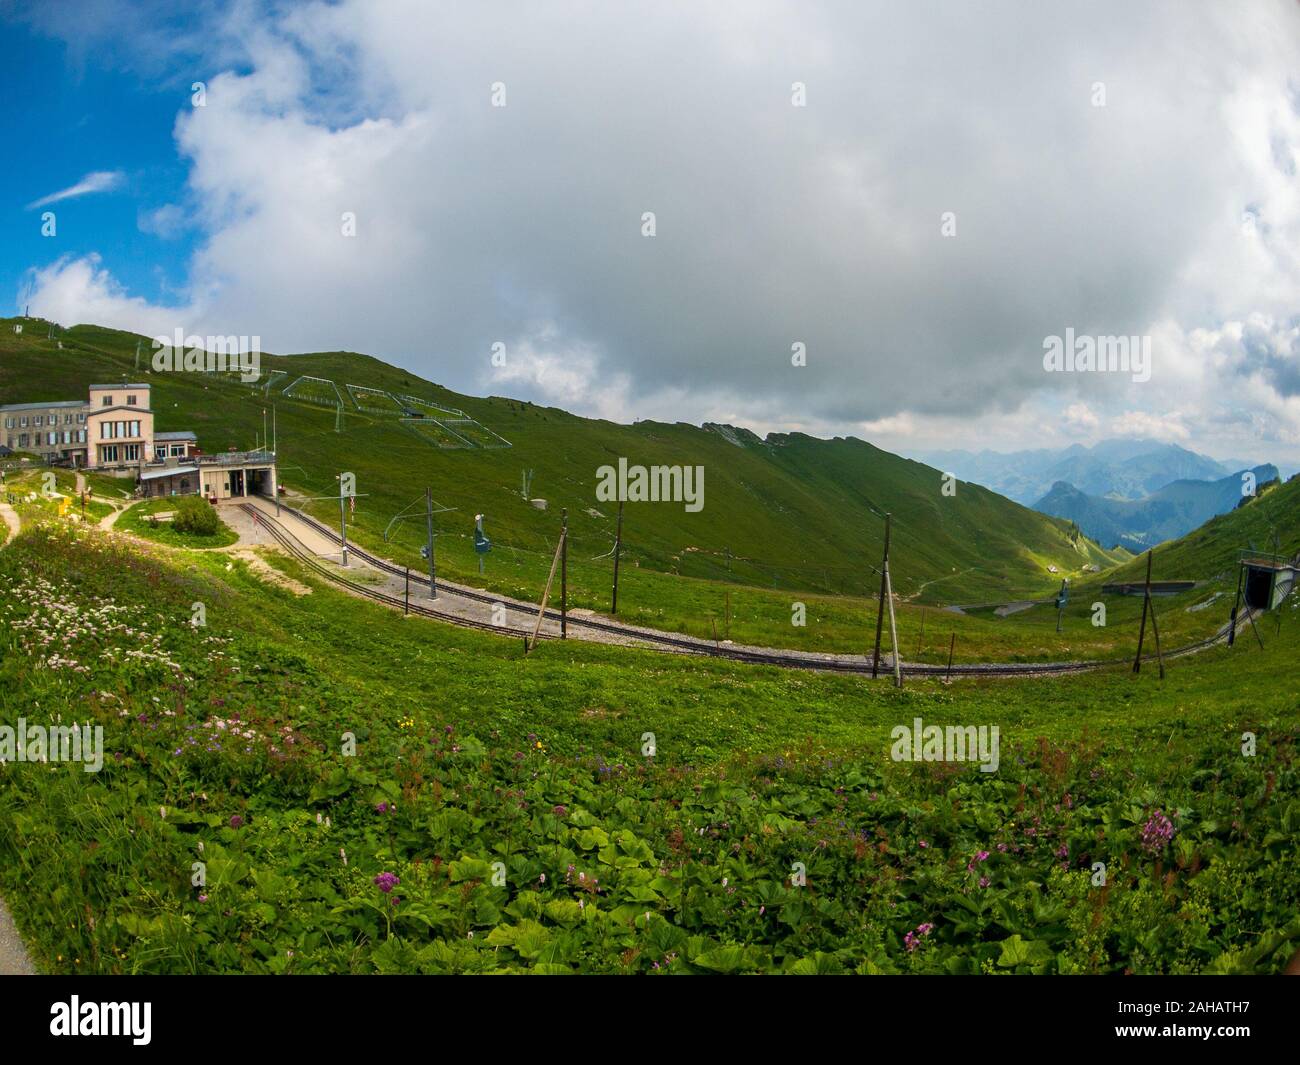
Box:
0 318 1124 621
0 516 1295 974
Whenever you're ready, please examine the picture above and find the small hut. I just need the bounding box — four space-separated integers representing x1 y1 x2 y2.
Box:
1239 551 1299 611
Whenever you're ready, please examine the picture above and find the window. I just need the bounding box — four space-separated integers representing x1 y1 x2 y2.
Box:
100 445 118 463
2 418 11 429
34 416 43 427
64 414 73 424
47 432 57 446
127 396 138 406
171 445 186 456
62 431 71 444
19 416 27 428
76 430 86 444
76 413 85 424
124 444 140 461
18 434 28 448
101 396 112 406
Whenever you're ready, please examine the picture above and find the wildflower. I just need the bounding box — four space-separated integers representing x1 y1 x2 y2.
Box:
552 805 567 817
978 876 990 888
918 840 928 849
198 894 208 903
538 873 546 884
904 922 935 952
375 802 389 814
229 814 243 829
1141 810 1175 855
340 847 348 866
373 872 400 894
159 806 167 819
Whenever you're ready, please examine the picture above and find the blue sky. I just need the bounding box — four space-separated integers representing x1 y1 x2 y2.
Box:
0 14 196 313
2 1 1298 466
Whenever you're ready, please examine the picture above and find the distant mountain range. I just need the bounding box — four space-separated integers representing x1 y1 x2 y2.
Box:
1033 465 1280 550
914 440 1252 506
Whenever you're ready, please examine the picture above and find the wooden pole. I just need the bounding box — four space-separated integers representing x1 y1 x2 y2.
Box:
946 632 956 683
871 514 892 678
1247 606 1266 650
711 617 720 648
611 500 623 614
561 508 568 639
1132 550 1152 673
724 588 731 640
885 563 902 688
1148 589 1165 679
1227 566 1243 647
526 530 566 653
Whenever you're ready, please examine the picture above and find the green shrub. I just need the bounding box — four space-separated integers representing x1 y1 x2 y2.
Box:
172 495 220 536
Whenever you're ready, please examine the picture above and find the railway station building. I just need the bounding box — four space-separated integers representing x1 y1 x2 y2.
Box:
3 383 276 502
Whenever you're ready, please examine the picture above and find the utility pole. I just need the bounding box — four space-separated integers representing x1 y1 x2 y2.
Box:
426 486 437 598
872 514 892 678
611 500 624 614
338 475 349 567
1227 566 1243 647
1132 550 1164 677
561 508 568 638
272 404 277 455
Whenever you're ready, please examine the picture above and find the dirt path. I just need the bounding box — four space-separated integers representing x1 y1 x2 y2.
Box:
0 507 36 974
0 502 18 544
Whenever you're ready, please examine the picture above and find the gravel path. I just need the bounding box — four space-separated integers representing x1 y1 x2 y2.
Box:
0 508 36 974
0 899 37 974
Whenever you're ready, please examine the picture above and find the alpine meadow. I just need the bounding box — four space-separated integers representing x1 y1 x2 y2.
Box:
1 0 1298 1046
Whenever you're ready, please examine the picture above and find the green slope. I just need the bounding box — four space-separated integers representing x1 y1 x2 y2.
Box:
1 317 1123 614
1 511 1296 974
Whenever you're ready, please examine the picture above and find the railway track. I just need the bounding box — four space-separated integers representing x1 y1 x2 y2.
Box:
239 500 1250 679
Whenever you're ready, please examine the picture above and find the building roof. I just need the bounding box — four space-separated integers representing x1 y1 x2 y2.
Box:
0 400 87 412
154 431 197 441
139 464 199 481
89 383 150 390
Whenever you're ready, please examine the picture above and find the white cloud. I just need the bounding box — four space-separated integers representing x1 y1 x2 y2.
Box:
1064 403 1100 433
18 1 1300 466
26 170 124 209
137 204 190 239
